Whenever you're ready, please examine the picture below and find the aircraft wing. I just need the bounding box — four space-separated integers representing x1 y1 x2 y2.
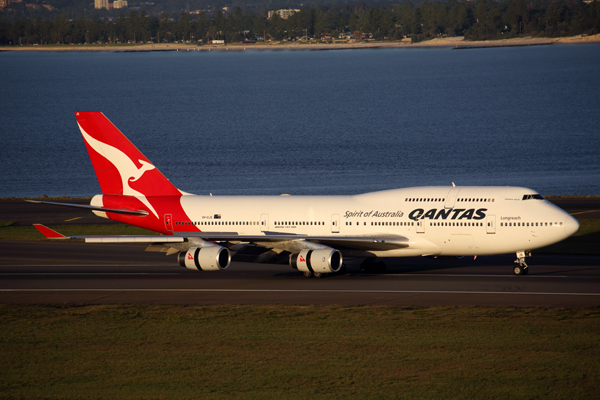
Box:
191 232 409 251
33 225 408 250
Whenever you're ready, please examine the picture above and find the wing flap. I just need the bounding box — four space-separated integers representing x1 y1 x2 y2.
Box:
186 232 410 250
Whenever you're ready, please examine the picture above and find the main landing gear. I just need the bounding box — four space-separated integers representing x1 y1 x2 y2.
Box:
513 251 531 275
303 264 347 279
360 258 387 273
303 271 324 279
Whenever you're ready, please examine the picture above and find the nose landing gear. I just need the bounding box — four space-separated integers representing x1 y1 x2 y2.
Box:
514 251 531 275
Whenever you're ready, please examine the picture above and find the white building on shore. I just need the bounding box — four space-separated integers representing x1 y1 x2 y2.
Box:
268 9 300 20
94 0 108 10
113 0 127 9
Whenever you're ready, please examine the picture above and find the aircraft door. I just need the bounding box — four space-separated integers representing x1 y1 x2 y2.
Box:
331 214 340 233
486 215 496 234
445 188 460 209
416 220 425 233
164 214 173 232
261 214 269 232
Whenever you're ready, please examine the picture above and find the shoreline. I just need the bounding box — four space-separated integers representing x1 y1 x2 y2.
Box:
2 34 600 52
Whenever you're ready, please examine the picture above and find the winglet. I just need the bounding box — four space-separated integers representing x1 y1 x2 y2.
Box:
33 224 69 239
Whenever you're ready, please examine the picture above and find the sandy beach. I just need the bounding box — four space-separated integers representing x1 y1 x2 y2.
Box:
2 34 600 52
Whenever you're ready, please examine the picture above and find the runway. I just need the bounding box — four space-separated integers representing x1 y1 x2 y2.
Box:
1 240 599 307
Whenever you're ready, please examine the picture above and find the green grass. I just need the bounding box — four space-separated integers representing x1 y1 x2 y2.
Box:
0 305 598 399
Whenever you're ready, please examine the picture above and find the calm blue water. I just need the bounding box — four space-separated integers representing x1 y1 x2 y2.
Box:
1 45 599 197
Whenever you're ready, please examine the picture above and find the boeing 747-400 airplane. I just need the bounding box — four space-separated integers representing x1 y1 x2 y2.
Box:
31 112 580 277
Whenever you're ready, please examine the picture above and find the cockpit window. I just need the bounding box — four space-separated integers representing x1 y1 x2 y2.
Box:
522 194 544 200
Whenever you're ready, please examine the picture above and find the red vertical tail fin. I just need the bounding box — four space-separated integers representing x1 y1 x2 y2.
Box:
75 111 181 197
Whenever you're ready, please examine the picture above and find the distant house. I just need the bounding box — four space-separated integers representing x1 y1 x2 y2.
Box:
268 9 300 20
211 40 225 44
113 0 127 9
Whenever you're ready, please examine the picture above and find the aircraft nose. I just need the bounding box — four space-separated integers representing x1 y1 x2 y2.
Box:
564 214 580 237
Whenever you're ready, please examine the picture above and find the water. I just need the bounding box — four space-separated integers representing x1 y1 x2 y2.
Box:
1 45 599 198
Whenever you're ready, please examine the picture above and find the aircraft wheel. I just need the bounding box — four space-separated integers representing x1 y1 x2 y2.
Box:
303 271 313 278
514 265 526 275
374 261 387 272
360 258 375 272
313 272 324 279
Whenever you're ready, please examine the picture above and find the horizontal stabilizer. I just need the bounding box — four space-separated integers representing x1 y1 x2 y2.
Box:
33 224 69 239
26 199 149 216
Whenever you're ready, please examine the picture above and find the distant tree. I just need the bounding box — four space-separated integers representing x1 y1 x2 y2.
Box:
228 7 245 41
253 14 266 41
174 12 190 42
215 9 226 39
158 12 170 43
348 12 358 35
53 12 69 43
315 7 332 38
147 15 159 42
194 11 208 43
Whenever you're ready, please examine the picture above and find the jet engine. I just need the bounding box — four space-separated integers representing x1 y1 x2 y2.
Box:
290 248 343 274
178 246 231 271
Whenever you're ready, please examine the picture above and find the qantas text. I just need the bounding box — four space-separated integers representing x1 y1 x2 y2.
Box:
409 208 487 221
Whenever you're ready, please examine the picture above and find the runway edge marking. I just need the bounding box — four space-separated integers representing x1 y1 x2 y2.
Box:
1 289 599 296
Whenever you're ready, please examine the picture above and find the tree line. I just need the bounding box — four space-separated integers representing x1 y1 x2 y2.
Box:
1 0 599 46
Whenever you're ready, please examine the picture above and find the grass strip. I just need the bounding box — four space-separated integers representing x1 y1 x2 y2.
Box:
0 305 598 399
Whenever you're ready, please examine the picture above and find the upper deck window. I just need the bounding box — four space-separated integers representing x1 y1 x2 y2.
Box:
522 194 544 200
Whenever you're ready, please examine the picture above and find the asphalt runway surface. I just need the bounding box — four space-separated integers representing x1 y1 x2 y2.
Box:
1 197 599 307
1 240 599 307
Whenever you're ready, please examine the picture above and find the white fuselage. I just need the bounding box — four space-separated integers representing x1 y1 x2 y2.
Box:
171 186 579 258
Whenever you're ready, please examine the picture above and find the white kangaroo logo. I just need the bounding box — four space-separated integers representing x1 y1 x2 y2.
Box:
79 125 159 218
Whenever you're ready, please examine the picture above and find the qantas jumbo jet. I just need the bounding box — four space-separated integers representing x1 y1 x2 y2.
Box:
31 111 579 277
